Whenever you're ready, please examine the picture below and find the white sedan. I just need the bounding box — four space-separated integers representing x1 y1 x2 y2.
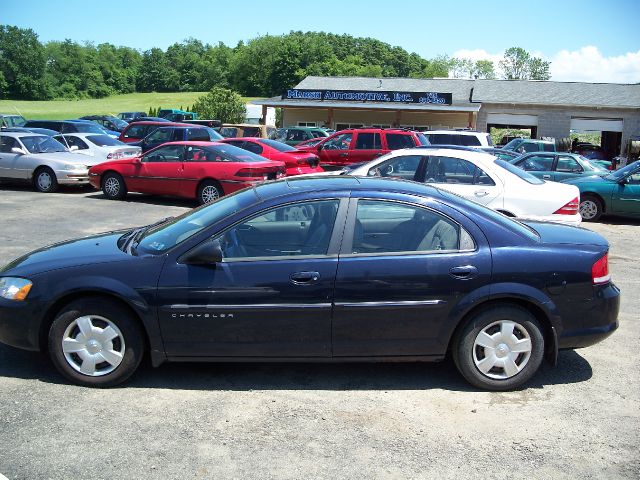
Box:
0 132 111 193
337 147 582 225
53 133 141 162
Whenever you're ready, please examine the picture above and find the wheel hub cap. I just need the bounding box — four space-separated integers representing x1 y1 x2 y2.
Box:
61 315 125 377
472 320 532 380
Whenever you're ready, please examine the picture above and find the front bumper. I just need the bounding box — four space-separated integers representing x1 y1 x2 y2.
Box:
0 297 44 351
55 168 90 185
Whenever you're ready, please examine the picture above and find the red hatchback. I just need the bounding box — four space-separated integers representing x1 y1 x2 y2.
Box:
88 141 286 205
297 128 428 168
219 138 324 176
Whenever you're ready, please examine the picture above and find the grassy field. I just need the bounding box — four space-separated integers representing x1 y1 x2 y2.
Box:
0 92 259 120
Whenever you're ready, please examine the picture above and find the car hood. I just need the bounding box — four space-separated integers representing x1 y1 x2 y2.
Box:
0 231 132 277
524 221 609 247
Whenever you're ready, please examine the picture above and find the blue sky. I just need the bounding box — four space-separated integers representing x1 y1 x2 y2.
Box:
4 0 640 82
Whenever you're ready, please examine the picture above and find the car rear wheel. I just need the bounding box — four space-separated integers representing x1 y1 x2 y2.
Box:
102 172 127 200
579 195 603 222
453 305 544 391
48 297 144 387
197 180 223 205
33 167 59 193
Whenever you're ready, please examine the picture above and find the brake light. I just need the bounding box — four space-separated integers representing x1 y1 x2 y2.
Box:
235 167 284 180
592 253 611 284
297 155 318 167
553 197 579 215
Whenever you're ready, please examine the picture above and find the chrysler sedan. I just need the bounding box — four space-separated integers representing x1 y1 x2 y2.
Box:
0 177 619 390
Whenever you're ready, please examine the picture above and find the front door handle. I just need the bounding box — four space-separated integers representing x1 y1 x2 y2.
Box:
339 153 349 157
542 174 551 179
290 271 320 285
449 265 478 280
474 190 489 197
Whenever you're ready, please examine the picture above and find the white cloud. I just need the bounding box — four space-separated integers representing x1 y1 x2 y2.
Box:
452 46 640 83
550 46 640 83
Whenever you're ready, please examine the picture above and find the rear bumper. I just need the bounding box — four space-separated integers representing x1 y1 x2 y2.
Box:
558 282 620 349
517 212 582 227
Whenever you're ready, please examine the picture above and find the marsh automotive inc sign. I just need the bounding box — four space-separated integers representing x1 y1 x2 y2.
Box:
282 89 452 105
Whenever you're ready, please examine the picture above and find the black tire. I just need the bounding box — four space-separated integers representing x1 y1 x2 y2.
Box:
452 305 544 391
102 172 127 200
33 167 59 193
579 195 603 222
197 180 223 205
48 297 144 387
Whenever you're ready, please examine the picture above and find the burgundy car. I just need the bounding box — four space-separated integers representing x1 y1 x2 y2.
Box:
219 138 324 176
296 128 429 168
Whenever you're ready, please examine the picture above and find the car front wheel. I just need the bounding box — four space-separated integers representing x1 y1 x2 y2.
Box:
34 167 59 193
48 297 144 387
102 172 127 200
453 305 544 391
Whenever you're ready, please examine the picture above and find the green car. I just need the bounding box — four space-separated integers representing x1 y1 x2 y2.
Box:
563 160 640 221
276 127 331 146
510 152 608 182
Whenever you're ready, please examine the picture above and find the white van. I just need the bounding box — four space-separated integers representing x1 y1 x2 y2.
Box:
423 130 492 147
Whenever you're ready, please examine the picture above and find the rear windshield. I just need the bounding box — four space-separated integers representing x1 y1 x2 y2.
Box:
258 139 297 152
205 143 269 162
494 158 544 184
87 135 123 146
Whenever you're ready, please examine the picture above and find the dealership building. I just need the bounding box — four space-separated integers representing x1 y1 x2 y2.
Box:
254 76 640 154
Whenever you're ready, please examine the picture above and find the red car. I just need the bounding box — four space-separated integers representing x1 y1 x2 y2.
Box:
88 141 285 205
118 121 194 143
297 128 429 168
219 138 324 176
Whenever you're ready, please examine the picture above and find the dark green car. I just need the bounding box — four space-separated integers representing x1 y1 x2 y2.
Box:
563 160 640 221
510 152 608 182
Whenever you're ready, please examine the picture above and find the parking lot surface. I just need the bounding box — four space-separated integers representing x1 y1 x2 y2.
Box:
0 185 638 479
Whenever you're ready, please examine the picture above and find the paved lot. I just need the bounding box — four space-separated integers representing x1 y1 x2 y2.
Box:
0 184 638 479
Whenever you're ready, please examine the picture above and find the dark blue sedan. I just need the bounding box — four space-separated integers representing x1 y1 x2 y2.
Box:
0 177 620 390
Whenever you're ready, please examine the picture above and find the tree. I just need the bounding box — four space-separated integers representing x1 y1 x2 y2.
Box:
473 60 496 79
0 25 48 99
499 47 551 80
191 87 245 123
449 58 475 78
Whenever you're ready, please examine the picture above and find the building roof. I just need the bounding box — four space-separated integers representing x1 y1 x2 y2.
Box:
472 79 640 109
253 76 640 111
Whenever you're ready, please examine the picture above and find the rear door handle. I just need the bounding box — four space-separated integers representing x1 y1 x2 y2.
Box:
290 271 320 285
542 174 551 179
474 190 489 197
449 265 478 279
339 153 349 157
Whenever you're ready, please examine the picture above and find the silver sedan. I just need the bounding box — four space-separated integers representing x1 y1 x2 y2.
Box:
0 132 108 192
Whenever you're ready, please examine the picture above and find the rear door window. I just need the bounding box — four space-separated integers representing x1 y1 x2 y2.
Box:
519 155 554 171
355 132 381 150
123 124 146 139
186 128 210 141
556 155 583 173
386 133 418 149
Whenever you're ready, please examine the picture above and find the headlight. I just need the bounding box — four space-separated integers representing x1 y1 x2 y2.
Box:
63 164 88 171
0 277 33 301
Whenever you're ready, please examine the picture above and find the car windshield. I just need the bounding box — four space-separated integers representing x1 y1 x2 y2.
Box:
258 139 297 152
136 188 260 254
20 135 67 153
87 135 124 147
108 117 128 129
502 138 525 150
72 122 106 134
494 158 545 184
606 160 640 181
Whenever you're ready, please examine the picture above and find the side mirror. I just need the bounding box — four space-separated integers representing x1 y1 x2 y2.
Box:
69 145 79 152
179 238 223 266
317 144 324 152
11 147 26 155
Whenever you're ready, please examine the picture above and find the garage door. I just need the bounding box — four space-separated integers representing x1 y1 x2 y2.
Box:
570 117 623 132
486 113 538 126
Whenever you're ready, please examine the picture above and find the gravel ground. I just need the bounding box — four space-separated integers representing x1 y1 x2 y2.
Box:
0 184 638 479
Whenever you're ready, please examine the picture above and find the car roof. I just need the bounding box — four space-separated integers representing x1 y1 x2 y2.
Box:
54 132 112 138
0 132 47 138
426 130 486 136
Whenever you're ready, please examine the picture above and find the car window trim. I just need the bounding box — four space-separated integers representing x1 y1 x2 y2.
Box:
339 197 476 257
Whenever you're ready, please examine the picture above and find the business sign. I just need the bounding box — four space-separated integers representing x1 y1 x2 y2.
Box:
282 89 452 105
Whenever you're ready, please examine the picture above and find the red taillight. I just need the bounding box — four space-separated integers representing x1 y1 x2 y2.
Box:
554 197 579 215
592 253 611 284
235 167 284 180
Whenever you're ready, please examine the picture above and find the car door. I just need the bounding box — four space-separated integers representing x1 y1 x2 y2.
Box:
610 168 640 217
318 132 354 167
554 155 585 182
422 156 502 207
130 144 185 195
156 198 347 357
0 135 24 179
349 131 383 164
515 154 556 180
332 198 491 356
